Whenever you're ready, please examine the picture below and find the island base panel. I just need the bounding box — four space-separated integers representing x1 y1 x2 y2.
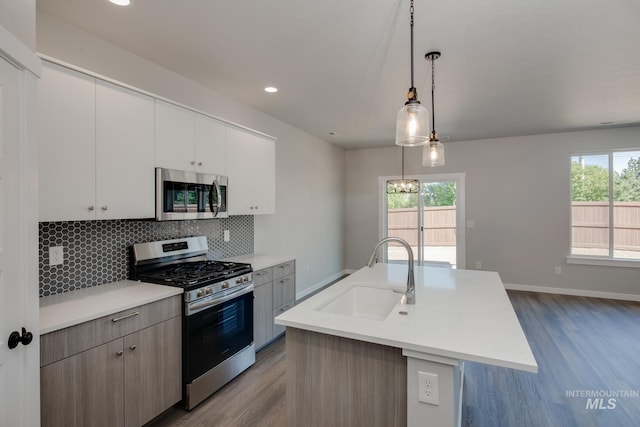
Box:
286 327 407 427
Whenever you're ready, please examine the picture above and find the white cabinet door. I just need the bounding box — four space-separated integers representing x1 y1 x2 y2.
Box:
226 126 257 215
251 136 276 214
39 62 96 221
194 112 226 175
155 100 195 171
96 81 155 219
226 126 276 215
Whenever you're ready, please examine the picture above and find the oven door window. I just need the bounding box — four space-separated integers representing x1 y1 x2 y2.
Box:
184 292 254 383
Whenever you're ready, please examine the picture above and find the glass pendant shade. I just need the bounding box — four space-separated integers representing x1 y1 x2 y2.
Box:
395 102 429 147
422 139 445 167
387 178 420 194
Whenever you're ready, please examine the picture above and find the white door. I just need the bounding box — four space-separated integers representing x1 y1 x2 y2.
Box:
0 56 40 426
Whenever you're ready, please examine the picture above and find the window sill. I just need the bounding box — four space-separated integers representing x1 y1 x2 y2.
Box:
566 256 640 268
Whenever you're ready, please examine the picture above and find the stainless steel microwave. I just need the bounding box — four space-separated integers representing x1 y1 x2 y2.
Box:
156 168 228 221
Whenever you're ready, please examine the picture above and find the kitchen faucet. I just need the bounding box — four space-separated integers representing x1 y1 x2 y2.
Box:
367 237 415 304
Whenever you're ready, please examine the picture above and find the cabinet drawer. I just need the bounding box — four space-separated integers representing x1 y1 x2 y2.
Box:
253 267 273 287
41 295 181 367
273 300 295 317
273 261 295 279
273 274 295 308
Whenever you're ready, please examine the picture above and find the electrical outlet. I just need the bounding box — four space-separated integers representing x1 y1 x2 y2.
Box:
475 261 482 269
554 266 562 275
223 230 230 242
49 246 64 266
418 371 439 405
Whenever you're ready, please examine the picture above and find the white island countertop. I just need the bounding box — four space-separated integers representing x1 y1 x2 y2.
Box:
275 263 538 373
40 280 183 334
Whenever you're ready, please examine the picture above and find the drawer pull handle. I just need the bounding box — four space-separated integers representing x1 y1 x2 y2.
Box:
279 264 289 268
256 271 269 276
279 278 290 284
111 311 140 322
116 350 123 356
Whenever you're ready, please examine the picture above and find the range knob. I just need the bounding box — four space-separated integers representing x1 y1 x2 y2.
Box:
243 276 249 282
222 282 229 289
205 287 212 295
196 289 205 298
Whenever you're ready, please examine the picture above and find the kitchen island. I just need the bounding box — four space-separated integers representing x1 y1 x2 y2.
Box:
275 263 537 427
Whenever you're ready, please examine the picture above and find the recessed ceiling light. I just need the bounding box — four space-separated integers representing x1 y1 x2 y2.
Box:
108 0 130 6
264 86 278 93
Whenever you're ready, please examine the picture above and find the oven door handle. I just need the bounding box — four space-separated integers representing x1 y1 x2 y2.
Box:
186 284 254 316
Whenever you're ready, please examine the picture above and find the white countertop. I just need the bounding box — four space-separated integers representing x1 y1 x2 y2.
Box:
222 253 295 272
39 280 183 334
275 264 538 373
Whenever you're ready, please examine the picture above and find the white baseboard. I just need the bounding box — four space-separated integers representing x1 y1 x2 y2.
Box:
296 270 351 301
504 283 640 302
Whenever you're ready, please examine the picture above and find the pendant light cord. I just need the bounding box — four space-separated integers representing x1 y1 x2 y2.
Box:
401 146 406 179
431 55 435 133
409 0 415 89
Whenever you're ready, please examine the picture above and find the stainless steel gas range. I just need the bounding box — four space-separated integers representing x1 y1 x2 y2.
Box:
131 236 255 410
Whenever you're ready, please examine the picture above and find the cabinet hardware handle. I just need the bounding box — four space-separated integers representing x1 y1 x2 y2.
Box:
198 162 203 166
111 311 139 322
116 350 123 356
101 206 108 211
279 278 290 284
279 264 289 268
256 271 269 276
129 345 137 350
88 206 95 211
190 160 196 165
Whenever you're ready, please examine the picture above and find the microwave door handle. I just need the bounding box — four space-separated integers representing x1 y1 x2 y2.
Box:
209 181 220 216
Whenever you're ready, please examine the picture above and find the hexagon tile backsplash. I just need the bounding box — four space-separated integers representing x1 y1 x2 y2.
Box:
39 216 254 297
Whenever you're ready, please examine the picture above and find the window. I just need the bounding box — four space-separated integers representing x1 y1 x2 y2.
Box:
570 150 640 264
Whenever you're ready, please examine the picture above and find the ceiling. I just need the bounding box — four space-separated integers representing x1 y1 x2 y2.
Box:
36 0 640 149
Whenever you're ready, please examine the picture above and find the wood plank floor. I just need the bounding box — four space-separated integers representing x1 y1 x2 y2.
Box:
148 291 640 426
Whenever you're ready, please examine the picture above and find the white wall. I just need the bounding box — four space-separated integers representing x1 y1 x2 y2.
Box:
36 12 345 296
0 0 35 50
345 126 640 296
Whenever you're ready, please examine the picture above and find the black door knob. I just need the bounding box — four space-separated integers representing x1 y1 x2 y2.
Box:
8 327 33 349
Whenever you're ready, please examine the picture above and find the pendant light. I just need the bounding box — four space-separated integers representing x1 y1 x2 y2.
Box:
387 147 420 193
422 51 445 167
395 0 429 147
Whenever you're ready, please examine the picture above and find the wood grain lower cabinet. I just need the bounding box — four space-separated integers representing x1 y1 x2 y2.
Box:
40 297 182 427
253 260 296 350
123 316 181 427
41 340 125 427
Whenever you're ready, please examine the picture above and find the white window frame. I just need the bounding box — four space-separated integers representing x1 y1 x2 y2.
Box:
567 149 640 268
378 173 466 269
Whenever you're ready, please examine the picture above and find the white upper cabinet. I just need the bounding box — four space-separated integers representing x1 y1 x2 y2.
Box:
155 100 226 175
38 62 155 221
194 112 226 175
39 61 275 222
39 63 96 222
95 80 155 219
226 126 276 215
155 100 195 171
